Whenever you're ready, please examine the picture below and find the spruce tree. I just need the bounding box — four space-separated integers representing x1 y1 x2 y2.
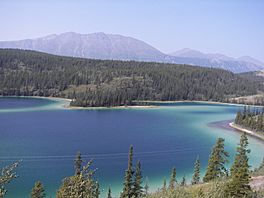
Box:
203 138 229 182
191 156 200 185
235 111 242 125
180 175 186 186
95 182 100 198
143 177 149 196
120 145 134 198
162 178 167 192
133 161 143 198
57 160 99 198
169 167 177 189
257 115 263 132
243 106 247 118
107 187 112 198
0 161 20 197
74 151 83 175
226 133 252 197
31 181 45 198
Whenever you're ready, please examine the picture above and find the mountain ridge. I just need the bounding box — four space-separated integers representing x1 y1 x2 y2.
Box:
0 32 263 73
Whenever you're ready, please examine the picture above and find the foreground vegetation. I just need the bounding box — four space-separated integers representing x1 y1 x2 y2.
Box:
0 49 262 107
1 133 264 198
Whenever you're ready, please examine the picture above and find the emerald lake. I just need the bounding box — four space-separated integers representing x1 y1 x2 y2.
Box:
0 97 263 197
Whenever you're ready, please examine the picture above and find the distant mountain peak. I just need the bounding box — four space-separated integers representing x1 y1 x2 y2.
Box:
0 33 263 73
238 55 264 66
169 48 206 59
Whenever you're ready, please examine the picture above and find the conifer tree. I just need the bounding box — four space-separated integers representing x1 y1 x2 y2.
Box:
0 161 20 197
31 181 45 198
235 111 242 125
203 138 229 182
95 182 100 198
243 106 247 118
107 187 112 198
169 167 177 189
191 156 200 185
143 177 149 196
133 161 143 198
120 145 134 198
180 175 186 186
57 160 99 198
226 133 252 197
162 178 167 192
257 115 263 132
74 151 83 175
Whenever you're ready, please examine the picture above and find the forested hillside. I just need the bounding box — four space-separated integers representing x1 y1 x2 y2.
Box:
0 49 261 107
235 106 264 133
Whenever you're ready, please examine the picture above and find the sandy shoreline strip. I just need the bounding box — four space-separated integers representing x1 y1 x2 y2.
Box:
134 100 264 107
67 105 157 110
229 122 264 142
67 100 247 110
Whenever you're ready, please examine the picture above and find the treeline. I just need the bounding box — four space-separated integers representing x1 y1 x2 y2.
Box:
0 49 261 107
239 71 264 92
1 133 263 198
235 106 264 133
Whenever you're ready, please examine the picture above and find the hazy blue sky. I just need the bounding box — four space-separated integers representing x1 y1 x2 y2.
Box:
0 0 263 61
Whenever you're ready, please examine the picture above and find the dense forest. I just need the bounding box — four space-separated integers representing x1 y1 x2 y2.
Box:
0 49 262 107
1 133 264 198
235 106 264 133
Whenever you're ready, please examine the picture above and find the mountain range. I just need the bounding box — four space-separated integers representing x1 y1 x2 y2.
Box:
0 32 263 73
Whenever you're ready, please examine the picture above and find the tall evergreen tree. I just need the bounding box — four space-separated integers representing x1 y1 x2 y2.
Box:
95 182 100 198
31 181 45 198
235 111 242 125
169 167 177 189
191 156 200 185
143 177 149 196
133 161 143 198
226 133 252 197
203 138 229 182
0 161 20 198
257 115 263 132
162 178 167 192
57 160 99 198
74 151 83 175
107 187 112 198
120 145 134 198
180 175 186 186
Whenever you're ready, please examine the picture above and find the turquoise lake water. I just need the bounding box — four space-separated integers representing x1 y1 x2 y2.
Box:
0 97 263 197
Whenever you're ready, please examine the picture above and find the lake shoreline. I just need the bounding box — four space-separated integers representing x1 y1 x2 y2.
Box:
58 98 248 110
0 95 258 110
229 122 264 142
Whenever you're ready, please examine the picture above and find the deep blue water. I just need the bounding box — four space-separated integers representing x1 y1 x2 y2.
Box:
0 97 54 109
0 98 263 198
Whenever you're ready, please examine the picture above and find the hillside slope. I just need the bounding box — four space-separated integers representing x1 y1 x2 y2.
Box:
0 32 263 73
169 48 264 73
0 32 166 62
0 49 261 107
